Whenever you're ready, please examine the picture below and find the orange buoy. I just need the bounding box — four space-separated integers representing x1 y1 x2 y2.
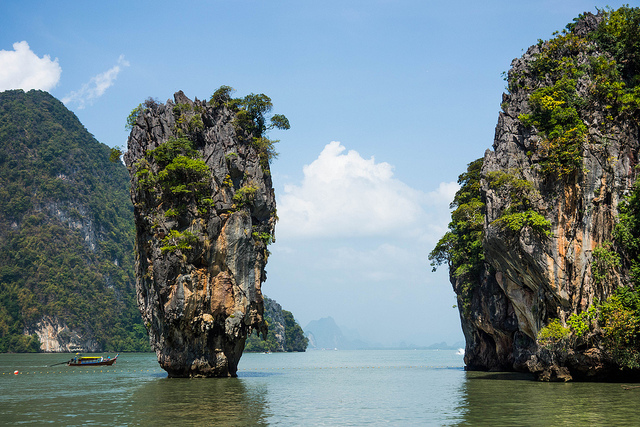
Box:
13 370 18 375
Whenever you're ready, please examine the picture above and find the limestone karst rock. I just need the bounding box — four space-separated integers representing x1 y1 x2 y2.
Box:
434 7 640 380
124 90 278 377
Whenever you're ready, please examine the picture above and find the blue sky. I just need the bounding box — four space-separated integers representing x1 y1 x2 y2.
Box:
1 0 635 347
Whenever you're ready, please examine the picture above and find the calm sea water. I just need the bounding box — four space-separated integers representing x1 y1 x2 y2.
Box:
1 350 639 426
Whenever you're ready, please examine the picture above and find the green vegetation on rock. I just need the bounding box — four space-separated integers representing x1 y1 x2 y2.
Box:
614 177 640 286
133 136 213 220
429 158 485 314
516 6 640 178
591 241 621 285
210 86 290 169
486 170 552 237
535 171 640 369
0 89 150 352
538 286 640 370
244 298 308 352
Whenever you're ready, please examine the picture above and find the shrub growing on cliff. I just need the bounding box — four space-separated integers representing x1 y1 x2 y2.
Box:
429 158 485 314
517 34 589 177
494 211 552 237
538 289 640 368
232 184 258 209
210 85 290 168
126 104 144 131
567 305 597 337
134 137 213 216
590 6 640 85
537 319 570 346
599 286 640 369
126 97 160 131
486 170 552 237
614 179 640 286
210 85 235 107
515 6 640 178
591 241 621 285
160 229 198 254
487 171 550 236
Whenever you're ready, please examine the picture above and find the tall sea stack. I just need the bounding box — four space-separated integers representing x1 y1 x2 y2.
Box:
432 7 640 380
124 90 279 377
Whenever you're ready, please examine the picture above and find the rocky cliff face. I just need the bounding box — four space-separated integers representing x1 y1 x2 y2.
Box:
124 91 277 377
32 316 101 353
439 8 640 380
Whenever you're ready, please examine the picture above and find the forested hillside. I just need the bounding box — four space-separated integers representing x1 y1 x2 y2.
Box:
244 296 308 352
0 89 149 352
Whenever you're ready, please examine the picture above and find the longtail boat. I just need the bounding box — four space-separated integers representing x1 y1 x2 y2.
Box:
67 353 119 366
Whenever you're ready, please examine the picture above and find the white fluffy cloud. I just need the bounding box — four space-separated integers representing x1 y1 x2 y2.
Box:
277 141 458 239
0 41 61 92
62 55 129 109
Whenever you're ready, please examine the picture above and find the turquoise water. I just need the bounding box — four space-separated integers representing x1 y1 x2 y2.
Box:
0 350 638 425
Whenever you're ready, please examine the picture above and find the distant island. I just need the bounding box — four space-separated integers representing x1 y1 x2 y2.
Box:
303 316 463 350
244 296 308 352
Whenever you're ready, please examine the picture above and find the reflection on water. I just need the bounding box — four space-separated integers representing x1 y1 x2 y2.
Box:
457 371 640 426
2 351 640 425
132 376 269 426
0 353 270 426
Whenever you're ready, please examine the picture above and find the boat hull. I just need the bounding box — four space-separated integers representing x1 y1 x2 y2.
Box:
67 354 118 366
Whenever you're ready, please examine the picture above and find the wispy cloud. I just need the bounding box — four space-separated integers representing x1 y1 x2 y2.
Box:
0 41 61 92
276 141 457 240
63 55 129 109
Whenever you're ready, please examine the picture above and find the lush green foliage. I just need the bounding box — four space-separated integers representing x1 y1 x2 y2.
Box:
252 230 274 246
125 104 143 131
283 309 309 351
429 159 485 314
537 319 570 345
614 178 640 285
244 303 308 352
0 90 150 352
244 319 281 352
232 184 258 208
517 32 590 176
599 286 640 368
591 241 621 285
160 230 198 254
590 6 640 86
517 6 640 177
486 170 552 237
126 97 160 131
538 288 640 369
495 211 552 236
567 305 597 337
134 137 213 219
210 85 290 168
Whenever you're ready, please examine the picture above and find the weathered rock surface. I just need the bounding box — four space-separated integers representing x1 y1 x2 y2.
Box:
124 91 276 377
30 316 100 353
455 11 640 380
